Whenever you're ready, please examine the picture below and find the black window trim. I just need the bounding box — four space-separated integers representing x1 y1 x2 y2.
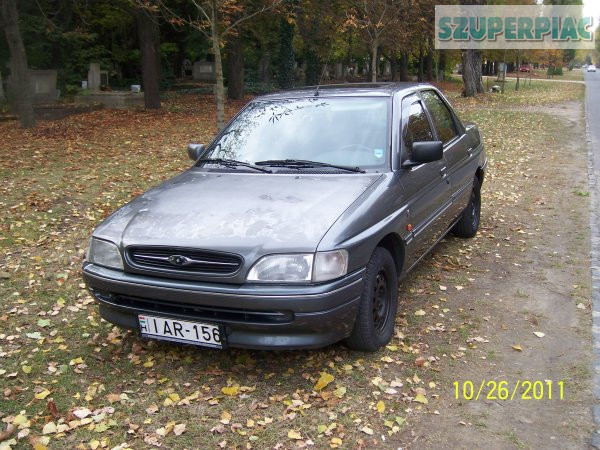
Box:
399 93 438 169
417 88 464 148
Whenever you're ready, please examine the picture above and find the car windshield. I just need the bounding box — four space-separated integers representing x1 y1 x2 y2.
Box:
198 97 390 171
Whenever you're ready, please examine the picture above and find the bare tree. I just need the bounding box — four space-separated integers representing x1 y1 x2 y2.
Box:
142 0 282 130
346 0 403 82
1 0 35 128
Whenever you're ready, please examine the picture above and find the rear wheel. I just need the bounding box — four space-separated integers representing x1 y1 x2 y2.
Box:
345 247 398 352
452 177 481 238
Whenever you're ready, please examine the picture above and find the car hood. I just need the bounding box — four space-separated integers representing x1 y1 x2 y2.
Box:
94 169 382 254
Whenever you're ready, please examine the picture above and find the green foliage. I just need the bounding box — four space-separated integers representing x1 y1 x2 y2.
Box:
547 66 563 76
275 18 295 89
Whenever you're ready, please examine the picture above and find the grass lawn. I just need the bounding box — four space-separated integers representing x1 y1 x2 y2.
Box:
0 80 591 449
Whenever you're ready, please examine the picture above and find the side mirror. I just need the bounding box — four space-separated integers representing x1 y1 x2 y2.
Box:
187 143 205 161
402 141 443 168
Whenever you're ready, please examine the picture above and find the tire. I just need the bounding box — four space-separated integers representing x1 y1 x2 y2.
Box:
345 247 398 352
452 177 481 238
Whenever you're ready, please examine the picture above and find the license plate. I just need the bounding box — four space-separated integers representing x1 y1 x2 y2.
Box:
138 314 223 349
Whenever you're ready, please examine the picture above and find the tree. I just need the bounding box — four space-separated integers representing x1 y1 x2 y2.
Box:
226 29 244 99
276 16 295 88
460 0 484 97
144 0 282 130
135 7 161 109
1 0 35 128
345 0 402 82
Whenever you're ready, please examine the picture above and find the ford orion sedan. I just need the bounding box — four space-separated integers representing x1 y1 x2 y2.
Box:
83 83 487 352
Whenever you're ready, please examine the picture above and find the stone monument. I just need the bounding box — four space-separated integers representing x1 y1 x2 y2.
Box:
192 61 216 82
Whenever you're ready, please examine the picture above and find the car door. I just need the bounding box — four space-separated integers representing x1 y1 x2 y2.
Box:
398 94 452 269
421 89 474 220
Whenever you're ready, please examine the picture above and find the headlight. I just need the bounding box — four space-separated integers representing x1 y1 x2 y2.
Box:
313 250 348 282
247 254 313 282
87 238 124 270
246 250 348 283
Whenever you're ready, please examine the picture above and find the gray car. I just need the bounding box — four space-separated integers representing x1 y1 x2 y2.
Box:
83 83 487 352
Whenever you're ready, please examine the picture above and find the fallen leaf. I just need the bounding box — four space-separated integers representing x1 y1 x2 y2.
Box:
47 400 60 419
333 386 346 398
360 426 373 435
512 345 523 351
0 424 15 441
414 393 428 404
533 331 545 338
42 422 57 435
221 386 239 396
288 429 302 440
73 408 91 419
376 400 385 413
414 309 426 316
313 372 334 391
173 423 186 436
35 389 51 400
220 411 231 425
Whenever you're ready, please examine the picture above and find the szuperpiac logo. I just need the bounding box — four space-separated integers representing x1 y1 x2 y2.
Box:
435 5 595 49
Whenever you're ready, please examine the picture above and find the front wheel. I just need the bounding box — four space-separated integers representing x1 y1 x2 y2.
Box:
452 177 481 238
345 247 398 352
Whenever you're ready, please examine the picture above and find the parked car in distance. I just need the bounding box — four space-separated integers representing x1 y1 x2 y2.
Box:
519 64 531 72
588 65 597 72
83 83 487 352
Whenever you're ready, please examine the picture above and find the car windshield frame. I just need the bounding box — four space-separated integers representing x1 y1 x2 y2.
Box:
196 96 392 173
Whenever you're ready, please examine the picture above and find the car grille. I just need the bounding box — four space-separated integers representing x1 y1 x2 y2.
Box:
127 246 242 276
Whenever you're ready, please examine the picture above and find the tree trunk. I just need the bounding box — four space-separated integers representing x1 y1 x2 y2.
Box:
371 37 378 82
227 31 244 100
136 8 161 109
0 71 4 101
417 48 424 82
461 49 484 97
390 54 398 82
515 50 520 91
438 50 447 81
211 4 225 131
1 0 35 128
425 50 434 82
400 52 409 81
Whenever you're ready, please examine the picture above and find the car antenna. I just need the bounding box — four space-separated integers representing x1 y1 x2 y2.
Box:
315 46 334 97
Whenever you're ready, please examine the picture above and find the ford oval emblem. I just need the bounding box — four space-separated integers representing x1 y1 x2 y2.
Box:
168 255 192 266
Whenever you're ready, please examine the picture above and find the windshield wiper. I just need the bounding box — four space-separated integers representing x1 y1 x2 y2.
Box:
197 158 272 173
255 159 365 173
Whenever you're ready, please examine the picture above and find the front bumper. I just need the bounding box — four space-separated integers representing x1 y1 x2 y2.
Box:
82 263 364 349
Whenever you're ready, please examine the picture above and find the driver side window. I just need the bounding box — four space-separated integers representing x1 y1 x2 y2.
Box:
404 101 434 159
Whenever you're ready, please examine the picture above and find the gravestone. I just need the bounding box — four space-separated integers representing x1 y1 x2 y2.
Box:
88 63 101 90
29 70 60 102
192 61 216 82
384 61 391 77
334 63 343 79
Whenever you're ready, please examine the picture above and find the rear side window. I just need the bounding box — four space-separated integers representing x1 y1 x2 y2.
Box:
404 101 434 158
421 90 458 144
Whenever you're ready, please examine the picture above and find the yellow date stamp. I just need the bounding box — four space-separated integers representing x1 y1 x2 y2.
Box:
453 380 565 401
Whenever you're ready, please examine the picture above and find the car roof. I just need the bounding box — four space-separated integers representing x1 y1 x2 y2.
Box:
255 82 435 100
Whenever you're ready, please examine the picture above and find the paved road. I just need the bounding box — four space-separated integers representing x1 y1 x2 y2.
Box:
584 69 600 448
483 74 586 84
